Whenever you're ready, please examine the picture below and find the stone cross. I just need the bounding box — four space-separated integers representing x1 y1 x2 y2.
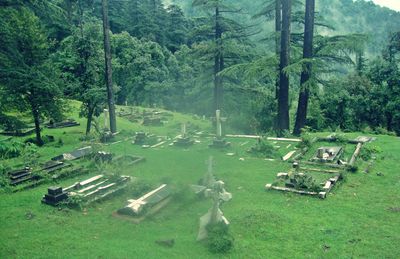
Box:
104 109 109 130
213 110 227 138
181 123 187 138
197 180 232 240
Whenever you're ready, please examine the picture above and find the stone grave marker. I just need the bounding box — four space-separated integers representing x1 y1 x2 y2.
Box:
117 184 171 216
209 110 230 148
173 123 194 147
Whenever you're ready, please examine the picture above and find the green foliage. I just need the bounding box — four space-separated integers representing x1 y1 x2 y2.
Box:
360 145 381 161
129 180 153 198
0 6 64 145
0 114 28 131
249 138 278 158
0 139 25 159
21 143 39 167
289 173 322 192
206 222 234 254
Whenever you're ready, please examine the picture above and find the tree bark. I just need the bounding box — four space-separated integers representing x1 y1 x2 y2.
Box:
31 104 43 146
275 0 282 100
214 6 223 112
86 104 94 135
293 0 315 136
277 0 291 136
101 0 117 133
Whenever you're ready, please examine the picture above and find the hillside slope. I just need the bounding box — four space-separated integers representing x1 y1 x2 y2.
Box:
166 0 400 55
0 106 399 258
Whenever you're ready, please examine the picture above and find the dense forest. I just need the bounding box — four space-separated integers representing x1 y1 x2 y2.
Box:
1 0 400 145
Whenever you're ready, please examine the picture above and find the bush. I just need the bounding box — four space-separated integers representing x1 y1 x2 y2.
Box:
360 145 381 161
0 114 27 131
207 222 234 254
0 140 25 158
249 138 278 158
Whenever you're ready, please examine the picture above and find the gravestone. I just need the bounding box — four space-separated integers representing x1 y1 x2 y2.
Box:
197 180 232 241
52 146 93 161
133 132 147 145
41 161 72 174
41 186 68 206
311 146 343 163
42 174 131 206
117 184 171 216
192 157 232 241
173 123 194 147
143 114 163 126
209 110 230 148
8 167 38 186
191 157 216 195
46 119 80 129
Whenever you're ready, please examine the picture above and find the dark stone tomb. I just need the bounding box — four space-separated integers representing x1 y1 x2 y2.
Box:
41 186 68 206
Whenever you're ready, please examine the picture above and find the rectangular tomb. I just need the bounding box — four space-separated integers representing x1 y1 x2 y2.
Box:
118 184 171 216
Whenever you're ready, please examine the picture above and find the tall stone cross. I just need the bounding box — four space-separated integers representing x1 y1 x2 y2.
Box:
181 123 187 138
213 110 227 139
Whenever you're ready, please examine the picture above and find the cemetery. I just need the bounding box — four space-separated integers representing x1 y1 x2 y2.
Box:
1 0 400 256
0 106 398 258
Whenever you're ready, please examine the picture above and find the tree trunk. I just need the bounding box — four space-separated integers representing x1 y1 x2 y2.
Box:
386 112 393 132
293 0 315 136
277 0 291 136
31 105 43 146
214 6 223 112
275 0 282 100
101 0 117 133
86 104 94 135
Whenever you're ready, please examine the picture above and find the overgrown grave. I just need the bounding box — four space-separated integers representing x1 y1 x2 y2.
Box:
265 162 343 199
131 131 168 148
46 119 80 129
42 174 131 207
173 123 194 147
1 146 102 191
265 134 376 198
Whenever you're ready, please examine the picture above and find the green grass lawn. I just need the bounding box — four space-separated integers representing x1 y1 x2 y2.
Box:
1 106 399 258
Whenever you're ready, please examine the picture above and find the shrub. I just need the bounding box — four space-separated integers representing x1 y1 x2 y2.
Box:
206 222 234 254
360 145 381 161
249 138 278 158
0 140 25 158
0 114 27 131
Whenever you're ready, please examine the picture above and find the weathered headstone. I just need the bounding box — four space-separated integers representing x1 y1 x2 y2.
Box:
52 146 93 161
311 146 343 162
8 167 37 186
173 123 194 147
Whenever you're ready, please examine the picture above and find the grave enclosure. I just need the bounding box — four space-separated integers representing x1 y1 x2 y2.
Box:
265 135 374 199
